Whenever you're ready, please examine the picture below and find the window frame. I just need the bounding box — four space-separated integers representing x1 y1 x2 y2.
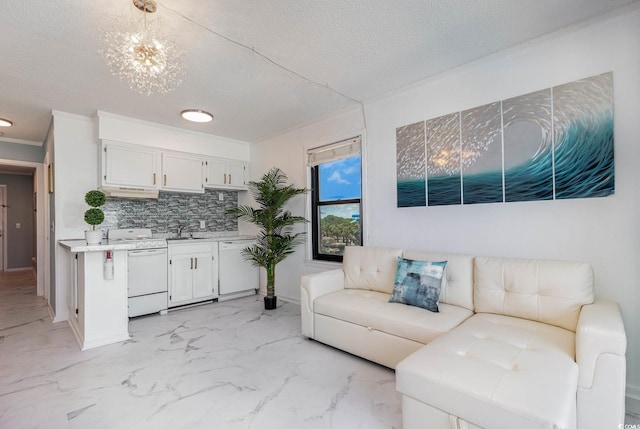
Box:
310 157 363 263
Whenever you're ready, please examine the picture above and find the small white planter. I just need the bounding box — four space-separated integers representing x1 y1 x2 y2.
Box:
85 230 103 244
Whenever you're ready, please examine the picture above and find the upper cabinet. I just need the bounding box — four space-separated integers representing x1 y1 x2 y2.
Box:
161 153 205 193
100 141 160 189
205 158 248 190
99 140 248 194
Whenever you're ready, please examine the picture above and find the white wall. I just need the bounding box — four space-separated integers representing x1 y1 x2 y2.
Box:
97 111 250 161
253 8 640 400
52 111 97 322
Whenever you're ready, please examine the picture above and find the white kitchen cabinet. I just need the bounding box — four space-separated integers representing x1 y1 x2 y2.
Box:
205 157 248 190
168 242 218 307
59 241 130 350
100 141 160 189
162 153 205 193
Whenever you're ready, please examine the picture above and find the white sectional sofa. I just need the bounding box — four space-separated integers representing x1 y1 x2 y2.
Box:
300 246 627 429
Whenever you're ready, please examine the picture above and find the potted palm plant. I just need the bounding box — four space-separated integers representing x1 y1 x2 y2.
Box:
226 167 308 310
84 190 106 244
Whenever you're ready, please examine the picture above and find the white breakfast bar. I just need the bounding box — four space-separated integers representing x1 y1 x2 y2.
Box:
59 240 134 350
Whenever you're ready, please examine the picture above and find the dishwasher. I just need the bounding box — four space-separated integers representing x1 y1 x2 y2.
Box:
218 240 259 301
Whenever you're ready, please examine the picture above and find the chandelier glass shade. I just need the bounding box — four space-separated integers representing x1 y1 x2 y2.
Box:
104 0 185 96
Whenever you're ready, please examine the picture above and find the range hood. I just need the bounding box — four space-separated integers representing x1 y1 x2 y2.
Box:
100 186 159 200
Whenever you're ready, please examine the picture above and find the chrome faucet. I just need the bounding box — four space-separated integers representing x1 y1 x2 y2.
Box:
177 223 184 238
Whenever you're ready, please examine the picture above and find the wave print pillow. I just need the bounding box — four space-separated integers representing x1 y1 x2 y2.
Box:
389 257 447 312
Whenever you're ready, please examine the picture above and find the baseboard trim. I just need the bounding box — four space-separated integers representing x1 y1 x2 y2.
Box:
47 304 55 321
4 266 32 272
277 294 300 306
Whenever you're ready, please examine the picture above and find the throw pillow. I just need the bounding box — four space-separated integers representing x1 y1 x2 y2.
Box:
389 257 447 312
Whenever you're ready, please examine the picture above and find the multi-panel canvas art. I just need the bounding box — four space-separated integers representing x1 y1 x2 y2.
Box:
396 121 426 207
396 72 614 207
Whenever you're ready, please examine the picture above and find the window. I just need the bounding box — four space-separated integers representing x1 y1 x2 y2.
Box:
308 137 362 262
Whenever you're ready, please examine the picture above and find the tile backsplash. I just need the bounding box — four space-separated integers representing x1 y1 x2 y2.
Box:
101 189 238 234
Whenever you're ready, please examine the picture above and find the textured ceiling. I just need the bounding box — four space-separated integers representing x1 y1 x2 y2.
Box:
0 0 637 145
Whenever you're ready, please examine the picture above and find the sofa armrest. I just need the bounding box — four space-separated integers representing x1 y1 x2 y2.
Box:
576 300 626 388
300 269 345 338
576 300 627 429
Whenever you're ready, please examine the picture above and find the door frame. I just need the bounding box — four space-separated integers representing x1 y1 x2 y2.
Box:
0 158 46 296
0 185 6 271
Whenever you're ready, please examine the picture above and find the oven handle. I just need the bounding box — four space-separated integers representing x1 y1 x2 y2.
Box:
128 249 167 257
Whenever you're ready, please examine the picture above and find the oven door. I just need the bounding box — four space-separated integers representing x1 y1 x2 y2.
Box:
127 248 168 298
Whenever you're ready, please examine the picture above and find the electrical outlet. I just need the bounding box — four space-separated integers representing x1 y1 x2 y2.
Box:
15 223 20 229
199 220 205 229
218 192 224 201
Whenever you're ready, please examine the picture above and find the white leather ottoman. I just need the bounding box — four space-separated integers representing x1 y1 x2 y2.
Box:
396 313 579 429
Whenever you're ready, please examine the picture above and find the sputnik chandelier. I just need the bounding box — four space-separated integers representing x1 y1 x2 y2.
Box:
104 0 185 96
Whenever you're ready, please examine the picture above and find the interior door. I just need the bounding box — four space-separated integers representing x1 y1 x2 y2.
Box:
0 186 5 271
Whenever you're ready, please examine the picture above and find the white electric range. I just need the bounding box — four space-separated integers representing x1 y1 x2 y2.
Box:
108 229 168 317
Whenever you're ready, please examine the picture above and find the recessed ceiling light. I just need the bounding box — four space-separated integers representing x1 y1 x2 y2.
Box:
0 118 13 127
181 109 213 123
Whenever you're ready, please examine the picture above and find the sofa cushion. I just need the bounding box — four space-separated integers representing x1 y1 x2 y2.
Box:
474 257 594 331
389 257 447 312
402 250 474 311
314 289 473 345
397 313 578 429
343 246 403 294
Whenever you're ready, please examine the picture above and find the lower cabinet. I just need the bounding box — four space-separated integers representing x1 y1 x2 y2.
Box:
168 242 219 307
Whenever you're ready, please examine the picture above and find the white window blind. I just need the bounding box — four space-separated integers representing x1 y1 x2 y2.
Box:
307 136 361 167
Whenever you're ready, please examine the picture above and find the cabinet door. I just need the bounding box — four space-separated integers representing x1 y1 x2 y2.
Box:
205 158 227 186
103 143 159 188
192 251 214 299
226 161 247 187
169 254 194 305
205 158 248 189
162 153 205 193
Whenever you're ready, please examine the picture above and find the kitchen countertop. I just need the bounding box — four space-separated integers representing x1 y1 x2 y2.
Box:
165 235 256 243
59 240 138 253
59 235 256 252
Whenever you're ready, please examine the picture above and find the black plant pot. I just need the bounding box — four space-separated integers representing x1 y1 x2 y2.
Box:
264 296 277 310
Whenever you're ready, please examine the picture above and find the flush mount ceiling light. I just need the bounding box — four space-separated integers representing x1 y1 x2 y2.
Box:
181 110 214 123
103 0 185 96
0 118 13 127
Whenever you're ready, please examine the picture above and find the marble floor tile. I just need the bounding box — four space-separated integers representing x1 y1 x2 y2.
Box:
2 272 638 428
0 273 401 429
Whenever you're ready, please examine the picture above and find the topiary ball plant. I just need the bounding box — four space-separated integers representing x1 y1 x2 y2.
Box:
84 190 106 230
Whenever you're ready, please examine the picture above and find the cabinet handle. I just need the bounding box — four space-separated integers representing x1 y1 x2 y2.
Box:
224 173 227 184
153 173 156 185
229 174 232 184
195 258 198 269
190 257 193 269
164 174 167 186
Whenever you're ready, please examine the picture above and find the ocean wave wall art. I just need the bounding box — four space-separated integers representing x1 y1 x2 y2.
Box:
395 72 614 208
396 121 426 207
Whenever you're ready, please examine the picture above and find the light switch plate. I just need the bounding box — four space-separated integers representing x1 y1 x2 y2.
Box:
218 192 224 201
